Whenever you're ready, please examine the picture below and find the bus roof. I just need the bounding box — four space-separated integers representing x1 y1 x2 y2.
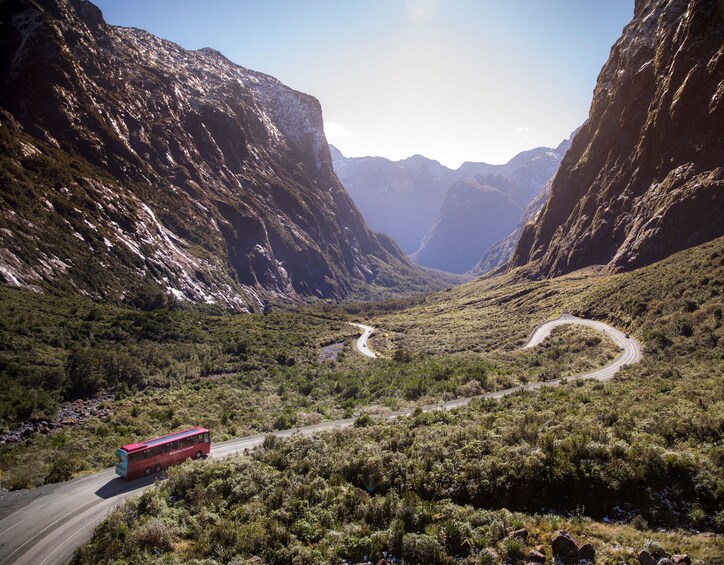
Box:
119 427 207 453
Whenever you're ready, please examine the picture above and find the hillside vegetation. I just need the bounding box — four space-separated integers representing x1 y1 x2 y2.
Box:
71 238 724 563
0 291 615 490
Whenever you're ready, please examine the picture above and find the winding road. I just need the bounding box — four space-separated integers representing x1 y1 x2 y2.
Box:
349 322 377 358
0 314 640 565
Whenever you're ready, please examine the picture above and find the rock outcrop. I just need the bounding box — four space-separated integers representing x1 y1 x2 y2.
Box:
551 530 581 564
0 0 431 309
510 0 724 276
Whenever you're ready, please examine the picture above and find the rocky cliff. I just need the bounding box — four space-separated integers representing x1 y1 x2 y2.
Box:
0 0 430 310
510 0 724 276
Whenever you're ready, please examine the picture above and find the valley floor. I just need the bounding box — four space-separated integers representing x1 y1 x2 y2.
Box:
0 238 722 563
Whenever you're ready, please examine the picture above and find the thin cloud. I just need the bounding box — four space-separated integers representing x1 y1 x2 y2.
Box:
324 121 352 139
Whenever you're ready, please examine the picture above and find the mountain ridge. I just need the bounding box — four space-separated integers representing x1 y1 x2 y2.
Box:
510 0 723 276
331 140 569 270
0 0 438 310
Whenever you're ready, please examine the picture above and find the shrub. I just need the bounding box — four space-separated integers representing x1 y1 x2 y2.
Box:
393 346 414 363
131 517 173 554
355 414 373 427
631 514 649 531
501 537 526 562
45 452 80 483
402 533 446 564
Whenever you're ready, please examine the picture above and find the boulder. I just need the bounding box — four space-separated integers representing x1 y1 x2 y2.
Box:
657 560 674 565
551 530 579 564
671 556 691 565
507 528 529 542
578 543 595 563
639 550 656 565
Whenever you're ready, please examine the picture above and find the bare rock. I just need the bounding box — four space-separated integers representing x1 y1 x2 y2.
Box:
657 559 674 565
0 0 434 308
507 528 529 542
510 0 724 277
528 549 546 563
551 530 579 564
671 555 691 565
578 542 595 563
639 550 656 565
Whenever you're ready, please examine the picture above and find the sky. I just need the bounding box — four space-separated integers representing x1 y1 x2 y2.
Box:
94 0 633 169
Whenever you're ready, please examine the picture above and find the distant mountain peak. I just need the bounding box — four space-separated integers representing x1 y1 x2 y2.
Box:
332 140 569 270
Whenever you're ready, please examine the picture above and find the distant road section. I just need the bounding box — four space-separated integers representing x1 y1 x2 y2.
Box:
0 314 640 565
524 312 642 381
349 322 377 358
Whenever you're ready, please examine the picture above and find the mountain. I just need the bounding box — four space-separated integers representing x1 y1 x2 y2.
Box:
411 178 523 274
330 147 452 254
0 0 433 311
412 141 571 274
332 143 568 264
510 0 724 276
470 178 553 277
471 135 575 276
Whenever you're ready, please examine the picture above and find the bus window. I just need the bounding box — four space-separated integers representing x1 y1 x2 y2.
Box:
116 427 211 479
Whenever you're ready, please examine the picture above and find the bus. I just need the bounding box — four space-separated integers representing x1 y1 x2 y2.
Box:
115 427 210 479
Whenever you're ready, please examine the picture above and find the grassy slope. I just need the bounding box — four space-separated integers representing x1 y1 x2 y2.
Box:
0 294 616 490
71 238 724 563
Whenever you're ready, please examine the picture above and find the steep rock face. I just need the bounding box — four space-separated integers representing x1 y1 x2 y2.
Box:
411 178 523 274
472 135 575 275
330 147 452 254
0 0 425 309
471 179 553 276
511 0 724 276
332 143 566 260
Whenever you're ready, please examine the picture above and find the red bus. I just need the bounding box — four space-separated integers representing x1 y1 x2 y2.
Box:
115 427 210 479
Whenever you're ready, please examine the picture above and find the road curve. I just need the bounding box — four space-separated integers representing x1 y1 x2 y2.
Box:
0 314 640 565
349 322 377 358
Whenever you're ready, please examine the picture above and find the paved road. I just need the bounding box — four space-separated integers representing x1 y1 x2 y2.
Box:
0 314 640 564
349 322 377 358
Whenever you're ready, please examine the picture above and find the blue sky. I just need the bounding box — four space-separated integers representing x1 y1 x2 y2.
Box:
94 0 633 168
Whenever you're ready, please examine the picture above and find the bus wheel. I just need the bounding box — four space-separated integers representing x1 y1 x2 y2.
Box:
194 450 203 459
144 467 152 476
154 464 162 473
